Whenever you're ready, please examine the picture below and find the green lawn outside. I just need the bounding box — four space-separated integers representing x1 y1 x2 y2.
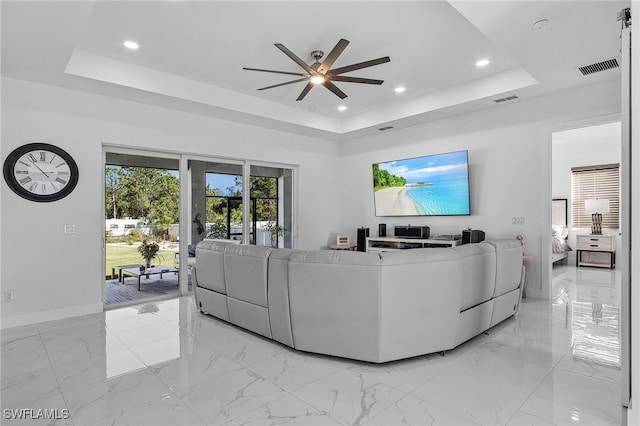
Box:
105 244 179 279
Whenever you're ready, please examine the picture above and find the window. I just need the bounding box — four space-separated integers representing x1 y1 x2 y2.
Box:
110 224 119 229
571 163 620 228
124 224 136 229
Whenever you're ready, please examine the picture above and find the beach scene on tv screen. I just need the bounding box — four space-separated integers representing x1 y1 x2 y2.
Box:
373 151 470 216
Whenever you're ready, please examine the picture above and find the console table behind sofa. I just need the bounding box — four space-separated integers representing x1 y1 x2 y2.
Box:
192 239 524 363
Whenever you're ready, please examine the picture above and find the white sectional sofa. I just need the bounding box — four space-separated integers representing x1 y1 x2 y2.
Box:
192 239 525 363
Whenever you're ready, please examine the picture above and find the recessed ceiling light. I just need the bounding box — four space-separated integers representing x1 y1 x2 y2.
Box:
475 59 490 67
337 105 347 111
394 87 406 93
124 41 139 50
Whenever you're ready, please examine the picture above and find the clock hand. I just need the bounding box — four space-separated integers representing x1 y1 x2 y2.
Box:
31 162 50 178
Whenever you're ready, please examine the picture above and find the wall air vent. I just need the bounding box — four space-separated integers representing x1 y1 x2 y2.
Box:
493 95 519 103
578 58 619 76
378 126 394 131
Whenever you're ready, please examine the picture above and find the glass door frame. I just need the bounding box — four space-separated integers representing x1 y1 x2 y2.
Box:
102 145 183 305
178 156 298 274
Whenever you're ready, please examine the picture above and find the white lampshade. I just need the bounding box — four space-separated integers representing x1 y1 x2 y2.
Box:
585 199 610 213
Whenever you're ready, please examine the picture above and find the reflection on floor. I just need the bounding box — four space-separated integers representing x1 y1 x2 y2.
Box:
2 264 622 425
105 273 191 305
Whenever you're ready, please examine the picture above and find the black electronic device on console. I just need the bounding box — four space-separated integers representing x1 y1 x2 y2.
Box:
462 229 485 244
394 225 430 239
357 227 370 252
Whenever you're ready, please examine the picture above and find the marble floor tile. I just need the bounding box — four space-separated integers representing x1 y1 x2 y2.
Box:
507 395 620 426
293 369 405 426
532 368 622 424
215 332 291 367
346 353 452 393
0 391 72 426
148 340 244 391
451 342 553 393
0 263 625 426
112 321 183 349
1 368 60 408
247 349 343 392
412 369 530 425
555 351 621 384
61 369 173 425
223 394 340 426
41 327 118 367
1 334 51 378
175 367 287 424
89 393 205 426
36 312 105 335
365 394 481 426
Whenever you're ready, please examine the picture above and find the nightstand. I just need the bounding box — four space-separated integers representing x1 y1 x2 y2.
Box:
576 234 616 269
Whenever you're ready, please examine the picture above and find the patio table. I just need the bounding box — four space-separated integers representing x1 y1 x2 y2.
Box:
120 265 178 291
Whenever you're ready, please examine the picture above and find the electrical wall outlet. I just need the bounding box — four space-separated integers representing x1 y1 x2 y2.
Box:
512 216 525 225
64 224 76 234
4 290 14 302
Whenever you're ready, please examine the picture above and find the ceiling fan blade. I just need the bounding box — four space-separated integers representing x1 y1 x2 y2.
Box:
322 81 348 99
243 67 306 77
258 78 308 91
296 82 314 101
329 56 391 75
274 43 315 74
318 38 349 73
331 76 384 85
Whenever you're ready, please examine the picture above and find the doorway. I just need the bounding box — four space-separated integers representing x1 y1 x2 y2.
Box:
104 151 182 307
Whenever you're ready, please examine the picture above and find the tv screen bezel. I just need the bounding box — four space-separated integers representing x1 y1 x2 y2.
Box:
372 149 471 217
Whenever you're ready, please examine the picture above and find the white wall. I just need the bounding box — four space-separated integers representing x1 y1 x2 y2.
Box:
0 77 341 327
339 79 621 299
552 122 622 263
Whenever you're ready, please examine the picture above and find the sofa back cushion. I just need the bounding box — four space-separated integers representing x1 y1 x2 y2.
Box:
267 248 294 347
453 243 497 311
224 244 273 307
485 239 523 297
288 250 383 361
195 240 236 293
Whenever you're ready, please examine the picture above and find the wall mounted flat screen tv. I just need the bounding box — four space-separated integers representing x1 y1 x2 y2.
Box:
372 150 470 216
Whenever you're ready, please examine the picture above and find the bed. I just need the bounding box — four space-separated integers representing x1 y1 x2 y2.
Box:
552 198 572 265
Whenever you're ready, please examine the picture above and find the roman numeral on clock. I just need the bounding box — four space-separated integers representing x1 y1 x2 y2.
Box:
55 177 67 185
19 176 32 185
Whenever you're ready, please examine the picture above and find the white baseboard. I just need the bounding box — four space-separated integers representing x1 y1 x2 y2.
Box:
0 303 103 329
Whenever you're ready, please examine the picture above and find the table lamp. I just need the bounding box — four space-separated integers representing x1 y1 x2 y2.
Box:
585 199 610 235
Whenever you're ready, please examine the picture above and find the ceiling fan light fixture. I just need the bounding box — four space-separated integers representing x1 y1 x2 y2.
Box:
310 74 325 85
475 59 490 67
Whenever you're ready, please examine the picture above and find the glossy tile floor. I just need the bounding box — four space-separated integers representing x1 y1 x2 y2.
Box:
1 264 622 425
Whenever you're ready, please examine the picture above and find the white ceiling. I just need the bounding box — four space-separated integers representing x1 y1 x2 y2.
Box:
1 1 628 141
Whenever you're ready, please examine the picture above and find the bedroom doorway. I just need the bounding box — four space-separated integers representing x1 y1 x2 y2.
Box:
549 120 624 371
551 121 622 266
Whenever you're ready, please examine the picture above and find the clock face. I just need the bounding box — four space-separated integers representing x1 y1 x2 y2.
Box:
3 143 79 202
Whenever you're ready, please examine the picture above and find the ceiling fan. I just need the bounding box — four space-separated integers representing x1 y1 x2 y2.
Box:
243 39 390 101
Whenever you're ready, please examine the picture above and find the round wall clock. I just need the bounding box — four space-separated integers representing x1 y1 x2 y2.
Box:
3 143 79 202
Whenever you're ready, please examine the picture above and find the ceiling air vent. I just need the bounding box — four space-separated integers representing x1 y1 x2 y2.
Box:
378 126 394 131
493 95 519 103
578 58 619 76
